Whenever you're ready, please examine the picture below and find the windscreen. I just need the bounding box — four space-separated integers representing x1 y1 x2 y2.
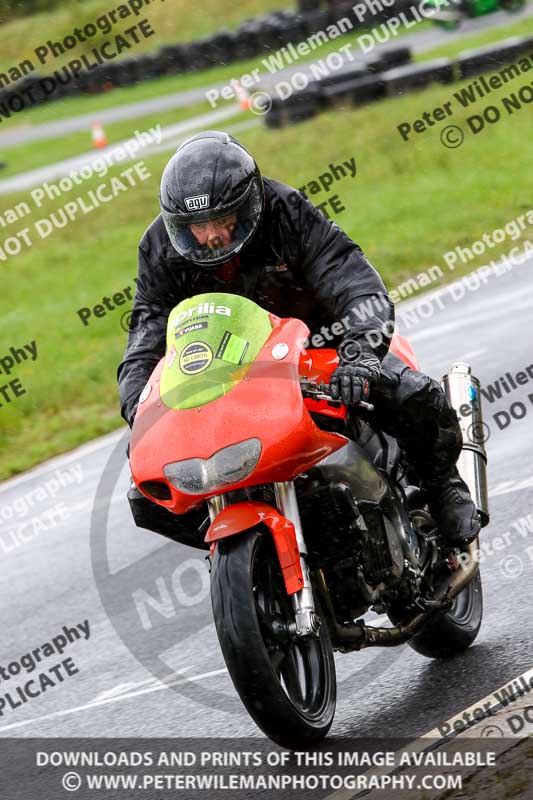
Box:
160 293 273 410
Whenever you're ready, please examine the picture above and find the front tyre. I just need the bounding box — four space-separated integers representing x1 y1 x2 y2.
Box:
211 527 336 748
408 569 483 658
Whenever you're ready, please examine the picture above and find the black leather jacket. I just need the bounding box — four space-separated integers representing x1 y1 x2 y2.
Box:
118 177 394 426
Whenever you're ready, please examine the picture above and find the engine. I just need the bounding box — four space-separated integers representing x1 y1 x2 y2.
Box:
296 477 404 622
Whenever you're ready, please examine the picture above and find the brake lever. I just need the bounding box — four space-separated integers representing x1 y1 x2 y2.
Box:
300 380 375 412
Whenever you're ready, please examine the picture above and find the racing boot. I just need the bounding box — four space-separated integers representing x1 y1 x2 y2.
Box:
422 466 481 549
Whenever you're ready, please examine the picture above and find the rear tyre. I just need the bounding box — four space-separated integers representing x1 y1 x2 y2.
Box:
408 569 483 658
211 527 336 748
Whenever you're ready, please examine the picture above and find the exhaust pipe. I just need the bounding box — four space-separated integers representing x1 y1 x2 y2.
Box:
442 362 489 527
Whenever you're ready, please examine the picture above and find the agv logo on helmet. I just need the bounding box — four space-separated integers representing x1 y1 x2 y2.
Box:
185 195 210 211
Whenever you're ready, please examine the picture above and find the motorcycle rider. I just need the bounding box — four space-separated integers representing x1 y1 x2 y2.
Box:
118 130 481 550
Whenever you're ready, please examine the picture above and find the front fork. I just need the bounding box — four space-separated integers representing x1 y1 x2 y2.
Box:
207 482 320 638
273 481 321 637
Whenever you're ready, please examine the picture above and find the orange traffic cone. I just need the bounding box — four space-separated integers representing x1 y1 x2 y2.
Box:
92 121 108 149
234 81 251 111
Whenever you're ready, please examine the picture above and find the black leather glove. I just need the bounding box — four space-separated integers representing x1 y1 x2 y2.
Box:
329 341 381 407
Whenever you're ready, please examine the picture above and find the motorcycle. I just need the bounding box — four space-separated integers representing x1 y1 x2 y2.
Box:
426 0 525 29
130 291 489 748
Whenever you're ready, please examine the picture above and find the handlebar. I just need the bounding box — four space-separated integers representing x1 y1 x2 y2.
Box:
299 379 375 412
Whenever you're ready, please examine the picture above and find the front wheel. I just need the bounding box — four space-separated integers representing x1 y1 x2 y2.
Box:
408 569 483 658
211 527 336 748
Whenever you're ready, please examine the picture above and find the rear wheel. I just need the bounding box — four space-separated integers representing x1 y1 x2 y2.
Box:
211 527 336 748
408 569 483 658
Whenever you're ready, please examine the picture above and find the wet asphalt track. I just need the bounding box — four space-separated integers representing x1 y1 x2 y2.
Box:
0 253 532 742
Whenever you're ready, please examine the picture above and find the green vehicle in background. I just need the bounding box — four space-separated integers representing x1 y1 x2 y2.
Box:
426 0 525 29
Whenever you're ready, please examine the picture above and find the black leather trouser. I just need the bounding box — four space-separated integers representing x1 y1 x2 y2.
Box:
367 351 463 480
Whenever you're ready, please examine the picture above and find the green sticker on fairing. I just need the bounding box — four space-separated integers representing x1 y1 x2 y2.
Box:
160 293 272 410
215 331 249 365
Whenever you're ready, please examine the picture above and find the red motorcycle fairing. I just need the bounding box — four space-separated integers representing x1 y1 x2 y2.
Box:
205 501 304 595
130 316 347 515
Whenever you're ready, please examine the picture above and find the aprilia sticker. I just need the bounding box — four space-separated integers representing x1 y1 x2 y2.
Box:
173 303 231 327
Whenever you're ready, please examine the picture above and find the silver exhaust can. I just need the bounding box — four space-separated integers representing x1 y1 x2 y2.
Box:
442 362 489 526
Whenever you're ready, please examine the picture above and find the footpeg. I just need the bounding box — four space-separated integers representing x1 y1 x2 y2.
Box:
414 596 445 612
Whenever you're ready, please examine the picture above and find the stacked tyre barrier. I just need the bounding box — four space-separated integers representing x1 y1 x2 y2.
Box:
263 35 532 128
0 4 439 112
383 58 455 97
1 2 530 119
265 45 412 128
456 36 532 78
0 9 315 111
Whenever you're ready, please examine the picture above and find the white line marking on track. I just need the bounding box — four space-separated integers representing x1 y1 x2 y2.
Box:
489 475 533 497
0 666 228 734
459 348 486 362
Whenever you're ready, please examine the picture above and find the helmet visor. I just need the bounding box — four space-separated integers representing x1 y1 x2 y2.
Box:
162 180 263 266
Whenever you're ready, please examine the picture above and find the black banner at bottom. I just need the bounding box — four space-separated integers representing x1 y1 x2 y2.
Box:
0 736 531 799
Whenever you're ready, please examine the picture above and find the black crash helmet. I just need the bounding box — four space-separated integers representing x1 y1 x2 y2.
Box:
159 130 265 266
